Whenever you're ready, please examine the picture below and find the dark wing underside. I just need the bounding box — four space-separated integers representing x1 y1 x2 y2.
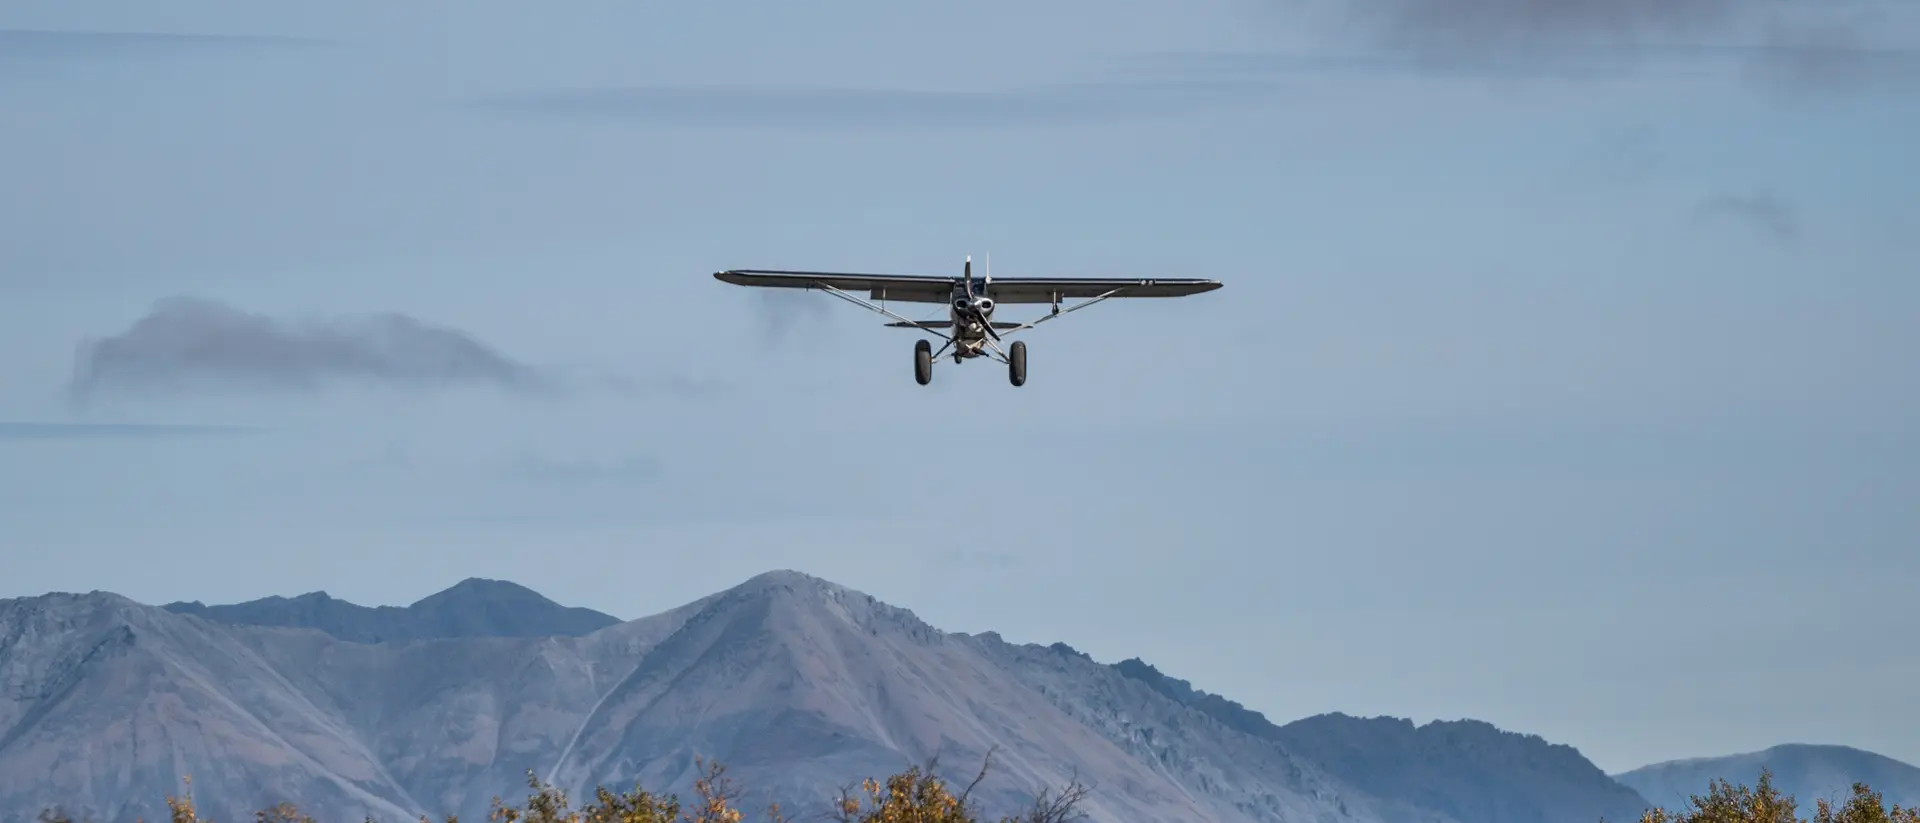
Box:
977 277 1222 302
713 270 1221 304
714 269 954 302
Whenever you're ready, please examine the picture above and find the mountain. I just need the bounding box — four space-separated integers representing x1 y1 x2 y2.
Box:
1111 658 1654 823
162 578 621 642
1615 744 1920 812
5 570 1656 823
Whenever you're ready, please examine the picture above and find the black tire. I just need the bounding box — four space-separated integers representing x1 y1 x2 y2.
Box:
914 339 933 385
1008 340 1027 386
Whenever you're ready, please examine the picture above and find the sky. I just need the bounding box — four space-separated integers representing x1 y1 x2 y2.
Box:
2 0 1918 776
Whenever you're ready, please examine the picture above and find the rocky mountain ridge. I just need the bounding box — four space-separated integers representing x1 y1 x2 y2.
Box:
4 572 1909 823
161 577 620 643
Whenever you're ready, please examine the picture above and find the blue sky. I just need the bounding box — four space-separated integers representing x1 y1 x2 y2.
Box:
2 0 1917 775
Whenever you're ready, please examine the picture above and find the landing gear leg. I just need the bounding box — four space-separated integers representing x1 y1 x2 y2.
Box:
914 339 932 385
1008 340 1027 387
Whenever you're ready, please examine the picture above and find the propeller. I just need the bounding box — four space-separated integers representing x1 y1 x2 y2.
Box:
955 254 1001 342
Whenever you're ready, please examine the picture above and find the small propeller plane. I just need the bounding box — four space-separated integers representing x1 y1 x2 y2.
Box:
714 255 1223 386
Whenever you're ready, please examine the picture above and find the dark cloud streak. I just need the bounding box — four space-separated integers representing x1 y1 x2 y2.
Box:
508 454 663 486
1696 190 1800 247
0 28 323 62
1226 0 1920 94
751 290 833 350
462 80 1284 130
0 422 262 440
68 296 547 401
1354 0 1740 55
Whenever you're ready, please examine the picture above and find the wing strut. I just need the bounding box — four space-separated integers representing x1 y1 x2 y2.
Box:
995 287 1127 337
810 279 954 342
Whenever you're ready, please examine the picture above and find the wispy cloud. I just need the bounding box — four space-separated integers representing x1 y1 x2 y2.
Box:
750 290 834 350
1695 190 1800 247
932 548 1023 570
68 296 548 402
462 79 1281 130
1199 0 1920 95
0 28 322 63
0 421 262 440
509 454 663 486
1351 0 1741 57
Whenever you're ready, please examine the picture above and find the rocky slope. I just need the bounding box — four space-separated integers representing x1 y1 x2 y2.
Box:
3 571 1675 823
1111 658 1653 823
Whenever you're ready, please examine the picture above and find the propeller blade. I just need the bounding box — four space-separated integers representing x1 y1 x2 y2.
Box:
963 304 1000 341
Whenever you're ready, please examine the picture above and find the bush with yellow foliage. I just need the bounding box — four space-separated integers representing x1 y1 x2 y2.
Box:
63 749 1087 823
40 758 1916 823
1619 769 1918 823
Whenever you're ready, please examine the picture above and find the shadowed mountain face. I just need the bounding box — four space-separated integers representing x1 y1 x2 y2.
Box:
0 570 1829 823
1111 658 1654 823
162 578 621 643
1614 744 1920 812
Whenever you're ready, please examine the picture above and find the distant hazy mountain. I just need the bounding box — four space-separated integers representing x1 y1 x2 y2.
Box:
1615 744 1920 812
4 570 1669 823
1111 658 1653 823
162 577 621 642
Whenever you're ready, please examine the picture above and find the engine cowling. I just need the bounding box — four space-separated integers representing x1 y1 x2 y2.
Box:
954 296 994 316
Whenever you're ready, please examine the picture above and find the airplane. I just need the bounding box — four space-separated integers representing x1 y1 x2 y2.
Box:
714 255 1222 386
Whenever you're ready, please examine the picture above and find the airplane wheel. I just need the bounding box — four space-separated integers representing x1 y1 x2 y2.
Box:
914 339 932 385
1008 341 1027 387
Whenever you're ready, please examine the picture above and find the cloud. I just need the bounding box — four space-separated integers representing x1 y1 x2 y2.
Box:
1695 190 1800 247
461 80 1280 130
1352 0 1741 56
0 28 323 65
932 548 1023 570
751 289 834 349
0 421 262 440
69 296 547 400
1738 17 1917 96
508 454 662 486
1221 0 1920 94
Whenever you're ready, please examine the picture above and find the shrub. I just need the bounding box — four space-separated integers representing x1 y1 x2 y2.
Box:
72 750 1089 823
1620 769 1918 823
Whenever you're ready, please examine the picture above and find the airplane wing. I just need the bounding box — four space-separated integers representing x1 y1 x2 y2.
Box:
713 269 955 303
715 270 1222 304
973 277 1222 303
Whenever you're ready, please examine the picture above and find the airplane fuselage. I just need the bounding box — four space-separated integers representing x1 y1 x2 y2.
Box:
948 281 996 360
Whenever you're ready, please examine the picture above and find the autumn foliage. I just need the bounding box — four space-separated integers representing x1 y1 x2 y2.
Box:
86 750 1088 823
1621 769 1919 823
39 759 1919 823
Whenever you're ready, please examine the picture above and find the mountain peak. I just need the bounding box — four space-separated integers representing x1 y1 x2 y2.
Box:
729 569 843 596
648 569 947 652
409 577 548 608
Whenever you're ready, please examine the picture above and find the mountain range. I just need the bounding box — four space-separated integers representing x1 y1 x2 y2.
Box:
0 571 1911 823
159 578 622 643
1613 745 1920 813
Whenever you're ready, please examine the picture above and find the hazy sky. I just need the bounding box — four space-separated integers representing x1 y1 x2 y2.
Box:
3 0 1917 775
